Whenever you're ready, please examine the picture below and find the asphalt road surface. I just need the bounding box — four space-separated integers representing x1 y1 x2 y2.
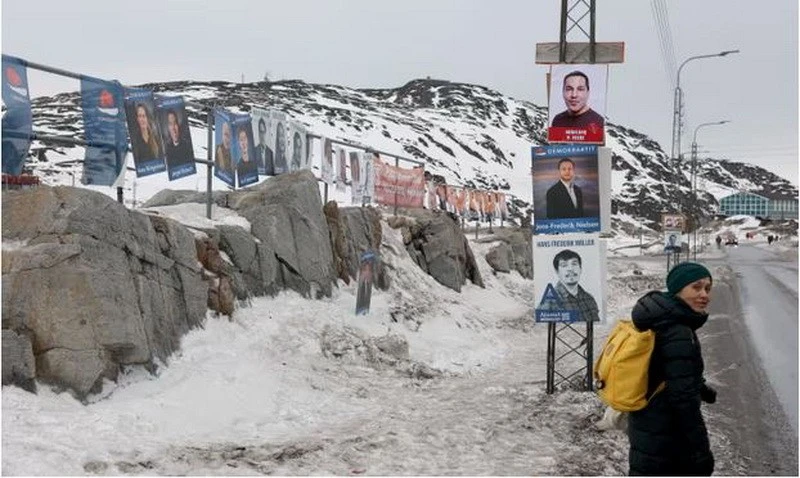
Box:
704 245 798 475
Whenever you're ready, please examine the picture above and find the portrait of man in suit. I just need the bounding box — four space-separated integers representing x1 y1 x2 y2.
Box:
546 157 584 219
255 118 273 175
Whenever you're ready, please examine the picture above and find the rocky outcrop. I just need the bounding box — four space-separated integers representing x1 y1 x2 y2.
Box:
2 186 207 399
145 171 338 300
329 205 389 290
477 226 533 279
387 209 484 292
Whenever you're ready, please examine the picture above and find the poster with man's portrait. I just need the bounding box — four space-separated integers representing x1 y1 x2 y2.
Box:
664 229 683 253
154 95 196 181
336 146 347 192
355 250 376 316
321 138 334 185
251 107 274 176
547 64 608 144
287 121 308 172
269 110 288 175
533 233 606 323
531 144 611 234
213 107 235 188
350 151 363 204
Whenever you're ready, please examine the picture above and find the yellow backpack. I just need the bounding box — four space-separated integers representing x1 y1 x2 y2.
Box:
593 319 665 412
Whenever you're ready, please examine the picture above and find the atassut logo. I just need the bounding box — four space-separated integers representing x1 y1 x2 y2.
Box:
97 89 119 116
5 66 28 97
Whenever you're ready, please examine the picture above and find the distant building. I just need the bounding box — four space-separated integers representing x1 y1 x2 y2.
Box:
719 191 798 220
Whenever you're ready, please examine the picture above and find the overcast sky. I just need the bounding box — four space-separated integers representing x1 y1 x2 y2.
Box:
3 0 798 184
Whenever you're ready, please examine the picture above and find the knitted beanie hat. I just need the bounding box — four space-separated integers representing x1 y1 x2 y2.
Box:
666 262 712 295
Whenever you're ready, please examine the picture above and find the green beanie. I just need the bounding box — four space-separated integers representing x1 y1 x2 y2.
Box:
666 262 712 295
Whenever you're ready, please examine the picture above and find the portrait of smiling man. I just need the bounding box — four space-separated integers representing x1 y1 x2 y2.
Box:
538 248 600 323
551 70 605 130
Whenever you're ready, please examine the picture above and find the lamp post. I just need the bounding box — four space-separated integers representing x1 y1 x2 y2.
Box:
671 50 740 164
691 120 730 260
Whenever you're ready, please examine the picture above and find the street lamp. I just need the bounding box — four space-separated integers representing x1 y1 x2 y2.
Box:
691 120 730 260
671 50 739 163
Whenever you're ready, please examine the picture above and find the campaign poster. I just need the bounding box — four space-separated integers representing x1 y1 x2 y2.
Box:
321 138 334 185
547 63 608 144
1 55 33 176
251 107 274 176
213 107 235 187
362 152 375 203
662 213 686 232
426 180 439 210
350 151 363 204
498 192 508 221
154 95 196 181
336 146 347 192
372 155 425 208
270 110 289 175
533 233 606 323
532 144 611 235
287 121 308 172
355 250 376 316
231 114 258 188
80 77 128 186
664 229 683 253
124 89 166 177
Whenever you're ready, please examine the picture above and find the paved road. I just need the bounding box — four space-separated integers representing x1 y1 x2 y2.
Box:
720 245 798 432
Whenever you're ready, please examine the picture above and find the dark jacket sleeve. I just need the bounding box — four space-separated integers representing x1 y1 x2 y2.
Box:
545 185 556 219
658 324 714 474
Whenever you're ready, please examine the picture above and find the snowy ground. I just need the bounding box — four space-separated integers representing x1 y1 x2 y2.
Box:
2 206 797 475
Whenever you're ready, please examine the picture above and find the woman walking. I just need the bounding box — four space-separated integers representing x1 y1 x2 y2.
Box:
628 262 717 475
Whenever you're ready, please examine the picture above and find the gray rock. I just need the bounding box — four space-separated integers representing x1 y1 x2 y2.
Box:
2 186 207 399
486 243 512 273
2 329 36 393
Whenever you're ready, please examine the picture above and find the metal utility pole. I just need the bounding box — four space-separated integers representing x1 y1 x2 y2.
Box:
671 50 739 164
691 120 729 260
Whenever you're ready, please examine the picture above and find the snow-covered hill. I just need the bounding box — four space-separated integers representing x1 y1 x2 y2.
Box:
22 78 798 232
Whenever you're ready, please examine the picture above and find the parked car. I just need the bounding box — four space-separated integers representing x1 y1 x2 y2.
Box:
725 236 738 246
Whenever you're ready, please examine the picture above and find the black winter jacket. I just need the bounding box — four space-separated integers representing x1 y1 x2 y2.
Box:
627 291 714 476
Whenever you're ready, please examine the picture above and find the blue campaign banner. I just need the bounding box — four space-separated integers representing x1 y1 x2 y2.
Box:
213 108 235 188
531 144 601 234
80 78 129 185
230 113 259 188
154 95 196 181
1 55 33 175
124 89 166 177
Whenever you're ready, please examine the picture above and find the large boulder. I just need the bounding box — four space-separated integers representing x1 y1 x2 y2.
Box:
227 170 337 299
477 226 533 279
335 205 389 290
387 209 484 292
2 186 208 399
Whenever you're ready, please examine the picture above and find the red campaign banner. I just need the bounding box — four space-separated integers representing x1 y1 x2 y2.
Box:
547 125 604 144
373 157 425 208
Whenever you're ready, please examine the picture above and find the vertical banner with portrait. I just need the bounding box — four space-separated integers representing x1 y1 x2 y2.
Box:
336 146 347 192
533 233 606 323
270 110 289 175
362 152 375 203
663 229 682 253
547 64 608 144
531 144 611 234
231 114 258 188
350 151 363 204
250 107 274 176
124 89 166 177
213 107 235 187
355 250 376 316
287 121 308 172
321 138 334 185
1 55 33 175
154 95 196 181
80 78 128 186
